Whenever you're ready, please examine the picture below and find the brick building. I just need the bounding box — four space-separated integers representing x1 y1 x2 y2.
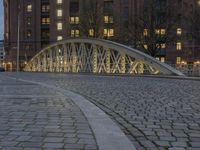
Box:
0 40 5 68
3 0 200 71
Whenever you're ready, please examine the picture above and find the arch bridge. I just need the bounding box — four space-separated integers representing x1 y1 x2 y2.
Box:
25 38 184 76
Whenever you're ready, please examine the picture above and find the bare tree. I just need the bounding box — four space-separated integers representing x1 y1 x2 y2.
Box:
79 0 103 38
120 0 177 57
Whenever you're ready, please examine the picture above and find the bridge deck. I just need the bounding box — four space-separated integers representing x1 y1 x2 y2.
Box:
1 73 200 150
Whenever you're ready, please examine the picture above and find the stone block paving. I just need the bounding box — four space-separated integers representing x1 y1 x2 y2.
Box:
10 73 200 150
0 75 98 150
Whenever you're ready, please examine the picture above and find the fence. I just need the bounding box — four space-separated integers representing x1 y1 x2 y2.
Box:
171 64 200 77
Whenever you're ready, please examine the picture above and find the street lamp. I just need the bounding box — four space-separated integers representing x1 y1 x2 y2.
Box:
17 1 21 72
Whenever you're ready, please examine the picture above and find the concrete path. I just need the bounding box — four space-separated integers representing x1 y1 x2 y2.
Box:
5 72 200 150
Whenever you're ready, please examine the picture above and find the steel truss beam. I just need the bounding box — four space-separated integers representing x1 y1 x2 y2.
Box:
24 38 184 76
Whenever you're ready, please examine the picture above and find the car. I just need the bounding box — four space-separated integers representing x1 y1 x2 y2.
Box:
0 67 5 72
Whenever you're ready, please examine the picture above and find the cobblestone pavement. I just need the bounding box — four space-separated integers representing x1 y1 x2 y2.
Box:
0 75 98 150
8 73 200 150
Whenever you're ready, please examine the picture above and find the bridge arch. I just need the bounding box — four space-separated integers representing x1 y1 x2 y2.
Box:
25 38 184 76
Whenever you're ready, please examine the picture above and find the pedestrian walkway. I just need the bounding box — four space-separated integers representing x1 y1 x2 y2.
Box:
0 74 136 150
0 76 98 150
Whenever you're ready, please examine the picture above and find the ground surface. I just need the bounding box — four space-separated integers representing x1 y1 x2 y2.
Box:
0 74 98 150
1 73 200 150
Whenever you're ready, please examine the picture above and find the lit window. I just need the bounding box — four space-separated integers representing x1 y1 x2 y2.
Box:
89 29 94 37
70 16 79 24
57 0 63 4
161 44 166 49
42 17 50 24
176 42 182 50
160 29 166 35
27 30 32 38
155 29 166 35
155 29 160 34
104 16 109 23
104 16 114 24
27 4 32 12
160 57 165 62
157 43 166 49
57 22 63 30
176 57 181 64
57 9 63 17
42 4 50 12
104 28 114 37
143 44 148 50
27 17 31 25
71 29 80 37
143 29 148 36
57 36 63 41
198 0 200 6
177 28 182 35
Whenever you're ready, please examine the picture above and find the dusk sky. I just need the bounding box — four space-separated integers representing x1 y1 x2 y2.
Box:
0 0 3 40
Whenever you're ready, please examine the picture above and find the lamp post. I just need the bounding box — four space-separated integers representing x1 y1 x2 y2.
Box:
16 1 21 72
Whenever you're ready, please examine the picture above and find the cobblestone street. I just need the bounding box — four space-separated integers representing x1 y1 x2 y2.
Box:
1 73 200 150
0 75 98 150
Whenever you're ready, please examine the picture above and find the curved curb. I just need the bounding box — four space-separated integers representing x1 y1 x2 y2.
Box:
10 77 136 150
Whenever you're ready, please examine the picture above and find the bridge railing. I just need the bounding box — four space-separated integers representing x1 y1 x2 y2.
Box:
171 64 200 77
24 38 185 76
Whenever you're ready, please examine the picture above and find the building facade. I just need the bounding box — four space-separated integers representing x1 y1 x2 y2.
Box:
0 40 5 68
3 0 200 71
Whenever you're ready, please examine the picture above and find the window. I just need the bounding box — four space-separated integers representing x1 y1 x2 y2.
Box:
26 4 32 12
104 1 114 13
27 30 32 38
70 2 79 13
143 29 148 36
177 28 182 35
104 28 114 37
25 44 33 51
57 9 63 17
157 43 166 49
57 0 63 4
123 7 129 18
89 29 94 37
176 57 181 64
27 17 31 25
71 29 80 37
41 4 50 12
41 29 50 39
160 57 165 63
161 44 166 49
104 16 114 24
161 29 166 35
155 29 166 35
70 16 79 24
42 17 50 24
57 22 63 30
57 36 63 41
176 42 182 50
143 44 148 50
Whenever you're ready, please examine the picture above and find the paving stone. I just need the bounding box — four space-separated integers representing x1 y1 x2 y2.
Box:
43 143 64 148
4 72 200 150
154 140 171 147
0 75 98 150
171 142 188 147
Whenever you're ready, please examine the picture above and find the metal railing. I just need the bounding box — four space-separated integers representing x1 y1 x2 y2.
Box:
171 64 200 77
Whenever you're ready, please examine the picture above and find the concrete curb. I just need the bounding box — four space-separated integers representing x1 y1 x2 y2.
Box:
8 76 136 150
19 72 200 81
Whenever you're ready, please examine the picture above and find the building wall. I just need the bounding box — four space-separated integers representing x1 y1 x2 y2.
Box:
0 40 5 68
4 0 200 71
